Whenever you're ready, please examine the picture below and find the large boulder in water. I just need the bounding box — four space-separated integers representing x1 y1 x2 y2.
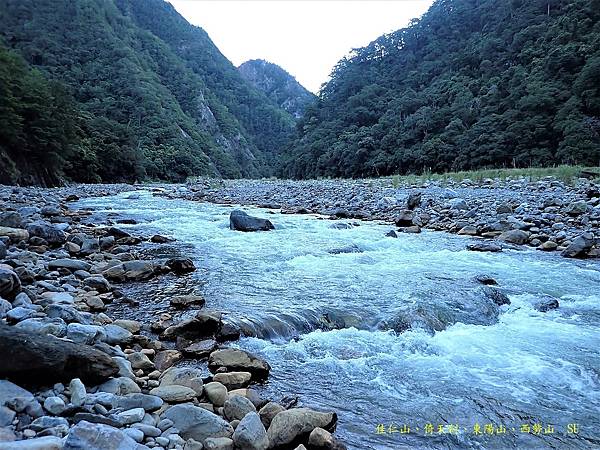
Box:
230 210 274 232
382 284 507 335
0 324 118 385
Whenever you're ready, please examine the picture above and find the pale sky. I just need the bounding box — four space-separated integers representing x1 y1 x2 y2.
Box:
169 0 435 93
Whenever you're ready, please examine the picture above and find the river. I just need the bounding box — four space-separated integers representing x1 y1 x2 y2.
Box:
78 190 600 450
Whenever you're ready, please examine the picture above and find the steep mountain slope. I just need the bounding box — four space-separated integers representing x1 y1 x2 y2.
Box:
238 59 316 118
0 44 81 186
114 0 295 176
282 0 600 179
0 0 294 185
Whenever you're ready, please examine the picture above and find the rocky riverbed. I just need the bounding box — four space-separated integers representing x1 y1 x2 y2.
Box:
176 176 600 258
0 175 599 450
0 185 344 450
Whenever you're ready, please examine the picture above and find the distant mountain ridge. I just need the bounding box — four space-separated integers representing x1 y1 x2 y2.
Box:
238 59 316 119
0 0 296 185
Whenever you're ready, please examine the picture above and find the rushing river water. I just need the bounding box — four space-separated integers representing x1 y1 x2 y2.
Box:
79 190 600 450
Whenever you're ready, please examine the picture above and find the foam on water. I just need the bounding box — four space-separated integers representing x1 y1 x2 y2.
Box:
79 191 600 449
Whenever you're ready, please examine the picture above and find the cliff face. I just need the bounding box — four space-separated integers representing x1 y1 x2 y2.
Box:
239 59 316 119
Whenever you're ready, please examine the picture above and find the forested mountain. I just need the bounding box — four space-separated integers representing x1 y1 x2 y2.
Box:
238 59 316 118
282 0 600 179
0 0 295 185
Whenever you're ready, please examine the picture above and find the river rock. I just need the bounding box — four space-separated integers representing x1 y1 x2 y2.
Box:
0 384 42 419
448 198 468 210
127 352 154 370
217 321 242 342
258 403 285 430
0 242 6 260
26 222 66 246
0 267 20 300
213 371 252 390
561 232 594 258
0 436 64 449
534 296 559 312
154 350 182 371
112 393 163 412
266 408 337 448
384 284 503 334
406 192 422 210
103 261 157 282
204 382 228 407
0 211 23 228
308 427 346 449
104 324 133 345
209 348 270 380
29 415 69 432
170 295 205 308
116 407 145 425
161 311 222 340
230 210 274 232
150 385 197 403
466 242 502 252
223 394 256 421
47 258 92 272
112 319 141 334
97 377 141 395
66 323 106 344
83 276 111 293
394 210 414 227
160 367 204 395
0 380 34 408
233 412 268 450
42 292 74 305
182 339 218 358
538 240 558 251
165 257 196 274
204 437 234 450
0 324 118 384
498 229 529 245
69 378 87 407
482 287 510 306
0 226 29 242
565 200 588 215
161 403 233 442
45 304 87 324
43 396 66 415
64 420 148 450
473 274 497 285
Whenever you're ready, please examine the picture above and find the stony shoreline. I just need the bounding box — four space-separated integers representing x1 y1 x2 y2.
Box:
0 185 344 450
176 177 600 258
1 175 598 449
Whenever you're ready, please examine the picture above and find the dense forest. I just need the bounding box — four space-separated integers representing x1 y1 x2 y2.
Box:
238 59 316 119
282 0 600 178
0 0 296 185
2 0 599 185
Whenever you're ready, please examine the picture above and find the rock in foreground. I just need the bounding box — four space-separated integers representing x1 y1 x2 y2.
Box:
0 325 118 385
266 408 337 448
